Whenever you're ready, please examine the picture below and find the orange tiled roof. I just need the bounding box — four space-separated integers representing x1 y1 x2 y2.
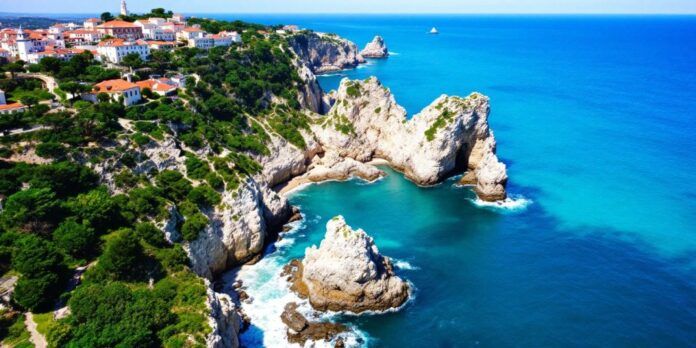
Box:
85 18 101 23
0 102 26 111
97 20 139 28
182 27 202 32
135 78 177 93
93 79 138 93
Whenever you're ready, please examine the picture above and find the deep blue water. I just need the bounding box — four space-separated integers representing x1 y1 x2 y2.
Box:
220 15 696 347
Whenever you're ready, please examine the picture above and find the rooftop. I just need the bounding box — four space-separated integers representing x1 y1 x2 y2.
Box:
94 79 138 93
97 20 139 29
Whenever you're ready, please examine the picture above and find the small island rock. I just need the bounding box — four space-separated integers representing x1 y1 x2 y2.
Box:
289 216 409 313
360 36 389 58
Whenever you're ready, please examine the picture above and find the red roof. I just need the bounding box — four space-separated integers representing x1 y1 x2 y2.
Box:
94 79 138 93
0 103 26 112
97 20 139 29
135 78 177 93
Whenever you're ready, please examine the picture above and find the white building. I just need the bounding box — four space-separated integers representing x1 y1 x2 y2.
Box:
15 27 32 61
218 31 242 43
0 90 26 115
187 37 214 50
97 38 149 64
92 79 141 106
83 18 102 30
177 27 205 41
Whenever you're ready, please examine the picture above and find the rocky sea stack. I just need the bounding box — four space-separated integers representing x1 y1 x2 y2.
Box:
360 36 389 58
287 216 410 313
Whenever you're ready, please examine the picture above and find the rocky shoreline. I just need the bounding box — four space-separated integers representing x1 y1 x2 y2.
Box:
89 28 509 347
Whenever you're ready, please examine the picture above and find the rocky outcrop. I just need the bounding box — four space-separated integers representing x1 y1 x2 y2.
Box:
280 302 347 345
206 281 241 348
288 216 410 313
360 36 389 58
288 32 365 74
311 77 508 201
187 178 291 279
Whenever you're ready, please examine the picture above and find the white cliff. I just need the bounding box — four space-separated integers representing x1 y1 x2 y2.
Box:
288 31 365 74
289 216 410 313
311 77 508 201
360 36 389 58
205 280 241 348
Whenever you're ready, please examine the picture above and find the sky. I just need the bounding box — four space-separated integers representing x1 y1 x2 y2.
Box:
1 0 696 14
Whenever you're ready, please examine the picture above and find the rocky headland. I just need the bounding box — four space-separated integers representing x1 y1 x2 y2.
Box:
360 36 389 58
88 28 508 347
285 216 410 313
288 31 366 74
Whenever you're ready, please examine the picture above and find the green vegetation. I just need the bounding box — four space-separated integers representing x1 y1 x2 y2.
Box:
0 9 328 347
425 107 454 141
0 311 32 348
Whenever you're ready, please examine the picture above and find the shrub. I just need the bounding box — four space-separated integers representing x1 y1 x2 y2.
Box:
187 185 221 208
52 219 97 258
156 170 192 202
98 228 146 280
135 222 167 247
13 273 62 311
1 188 59 234
181 213 208 242
35 142 66 159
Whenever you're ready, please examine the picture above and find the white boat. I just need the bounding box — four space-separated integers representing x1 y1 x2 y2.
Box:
430 27 439 34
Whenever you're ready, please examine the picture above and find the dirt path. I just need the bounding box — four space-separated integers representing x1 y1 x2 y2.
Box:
24 312 47 348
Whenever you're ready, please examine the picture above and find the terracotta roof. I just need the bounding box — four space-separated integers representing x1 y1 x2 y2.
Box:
68 29 100 35
97 20 139 28
135 78 177 93
85 18 101 23
93 79 138 93
0 103 26 112
182 27 202 32
148 41 175 46
98 38 147 47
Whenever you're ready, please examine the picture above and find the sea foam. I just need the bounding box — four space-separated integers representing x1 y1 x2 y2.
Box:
231 216 370 347
470 194 532 212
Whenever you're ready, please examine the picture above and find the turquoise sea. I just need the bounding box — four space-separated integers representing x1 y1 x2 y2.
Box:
214 15 696 347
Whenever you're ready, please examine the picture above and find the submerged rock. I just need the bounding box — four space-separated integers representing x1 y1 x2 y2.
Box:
289 216 410 313
360 36 389 58
280 302 347 345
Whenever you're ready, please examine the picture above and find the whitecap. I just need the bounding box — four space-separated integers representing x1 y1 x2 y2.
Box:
393 258 419 271
470 194 532 212
389 51 400 56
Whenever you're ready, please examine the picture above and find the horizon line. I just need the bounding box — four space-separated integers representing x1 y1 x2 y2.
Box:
1 11 696 16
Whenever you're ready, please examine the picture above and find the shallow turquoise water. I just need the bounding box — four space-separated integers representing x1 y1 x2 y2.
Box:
214 15 696 346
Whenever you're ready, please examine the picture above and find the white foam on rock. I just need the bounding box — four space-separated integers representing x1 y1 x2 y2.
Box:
470 194 532 212
229 218 369 348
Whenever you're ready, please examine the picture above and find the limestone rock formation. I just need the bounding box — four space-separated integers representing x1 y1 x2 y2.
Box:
311 77 508 201
305 151 383 183
205 281 241 348
289 216 410 313
360 36 389 58
288 32 365 74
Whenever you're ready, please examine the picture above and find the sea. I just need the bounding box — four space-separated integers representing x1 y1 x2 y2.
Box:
206 15 696 347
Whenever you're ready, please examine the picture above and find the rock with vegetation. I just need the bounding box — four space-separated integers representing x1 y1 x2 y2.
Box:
360 36 389 58
288 216 410 313
288 31 366 74
312 77 508 201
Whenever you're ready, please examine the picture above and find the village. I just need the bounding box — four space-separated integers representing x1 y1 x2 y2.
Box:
0 0 302 116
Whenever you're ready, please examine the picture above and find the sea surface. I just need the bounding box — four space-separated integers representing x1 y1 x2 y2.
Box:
212 15 696 347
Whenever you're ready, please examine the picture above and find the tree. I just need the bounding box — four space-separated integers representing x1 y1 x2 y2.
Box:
5 61 25 79
19 95 38 109
0 187 59 234
52 219 97 258
13 273 61 311
98 228 146 280
35 142 66 159
155 170 192 202
100 12 115 22
59 81 90 106
121 53 144 70
38 56 62 75
12 235 64 276
64 188 118 231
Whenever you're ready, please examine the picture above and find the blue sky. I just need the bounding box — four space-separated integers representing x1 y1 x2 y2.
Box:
2 0 696 14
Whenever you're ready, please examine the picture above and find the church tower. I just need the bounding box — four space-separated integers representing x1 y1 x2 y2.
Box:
15 26 32 62
120 0 128 16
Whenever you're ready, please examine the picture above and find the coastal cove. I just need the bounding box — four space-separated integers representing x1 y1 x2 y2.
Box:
215 14 696 347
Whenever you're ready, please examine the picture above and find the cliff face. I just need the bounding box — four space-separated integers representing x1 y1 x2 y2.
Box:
311 77 508 200
288 32 366 74
291 216 410 313
360 36 389 58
